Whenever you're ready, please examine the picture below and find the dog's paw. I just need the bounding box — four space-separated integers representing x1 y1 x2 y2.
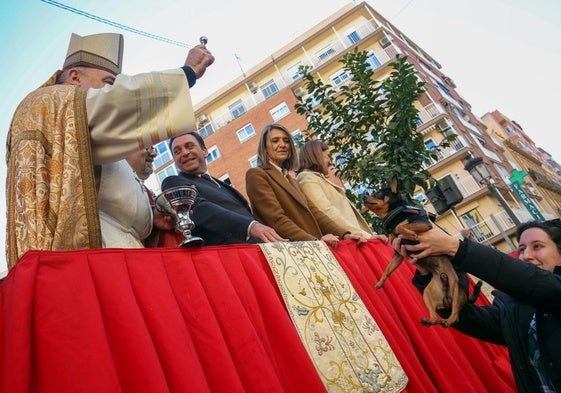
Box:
420 318 433 327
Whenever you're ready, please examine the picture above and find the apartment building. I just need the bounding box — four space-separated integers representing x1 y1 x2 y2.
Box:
148 1 558 252
481 110 561 215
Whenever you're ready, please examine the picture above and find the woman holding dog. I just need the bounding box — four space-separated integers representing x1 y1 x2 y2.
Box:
296 139 382 239
245 124 367 248
397 219 561 393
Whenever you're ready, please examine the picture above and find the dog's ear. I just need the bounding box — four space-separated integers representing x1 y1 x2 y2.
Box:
390 175 399 194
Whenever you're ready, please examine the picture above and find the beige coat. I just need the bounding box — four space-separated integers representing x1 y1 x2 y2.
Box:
245 166 349 241
296 170 373 237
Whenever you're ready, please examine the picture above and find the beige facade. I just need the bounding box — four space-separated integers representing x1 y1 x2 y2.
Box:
150 1 560 252
481 110 561 217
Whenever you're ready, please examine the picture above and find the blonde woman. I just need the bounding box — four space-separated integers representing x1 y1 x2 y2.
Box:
296 140 384 241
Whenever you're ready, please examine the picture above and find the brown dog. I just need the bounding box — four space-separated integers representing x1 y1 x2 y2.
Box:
363 176 473 327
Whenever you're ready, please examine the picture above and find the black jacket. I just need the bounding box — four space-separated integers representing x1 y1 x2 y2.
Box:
162 173 259 245
413 240 561 393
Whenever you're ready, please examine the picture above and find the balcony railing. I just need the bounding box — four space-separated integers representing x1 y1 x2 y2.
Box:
455 175 482 197
422 134 469 168
454 210 516 243
351 19 380 44
312 40 347 67
417 102 444 125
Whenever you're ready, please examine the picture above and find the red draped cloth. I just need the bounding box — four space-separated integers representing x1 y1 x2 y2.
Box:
0 240 515 392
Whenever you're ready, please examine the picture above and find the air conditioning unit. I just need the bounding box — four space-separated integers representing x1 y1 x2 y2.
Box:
248 82 259 94
293 87 306 97
437 120 452 133
198 114 208 124
379 37 391 48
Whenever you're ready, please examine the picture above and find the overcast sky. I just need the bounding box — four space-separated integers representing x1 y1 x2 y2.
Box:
1 0 560 274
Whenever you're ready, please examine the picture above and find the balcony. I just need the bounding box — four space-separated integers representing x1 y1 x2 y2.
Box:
422 134 469 169
457 115 483 136
480 145 502 162
312 41 347 68
454 174 482 197
416 102 445 126
465 210 516 242
350 19 381 45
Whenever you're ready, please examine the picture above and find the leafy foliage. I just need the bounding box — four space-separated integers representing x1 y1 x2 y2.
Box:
295 50 455 228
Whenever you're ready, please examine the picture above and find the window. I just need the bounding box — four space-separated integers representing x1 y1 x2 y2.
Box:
451 106 465 119
157 164 177 184
366 52 381 70
330 69 350 86
237 124 256 143
414 192 428 205
425 139 437 150
287 62 304 81
347 30 360 44
198 122 215 139
270 102 290 121
248 155 258 168
505 126 514 135
435 81 451 97
302 93 321 107
317 46 335 62
494 163 511 181
461 209 493 242
205 145 220 164
229 99 246 119
219 175 232 186
291 129 304 147
154 142 172 169
261 79 279 99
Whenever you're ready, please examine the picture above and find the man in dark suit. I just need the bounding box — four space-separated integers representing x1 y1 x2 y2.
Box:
160 132 286 245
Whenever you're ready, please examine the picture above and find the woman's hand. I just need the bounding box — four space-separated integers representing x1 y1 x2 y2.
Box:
398 225 460 262
392 236 428 274
321 234 340 249
372 233 389 244
343 232 368 245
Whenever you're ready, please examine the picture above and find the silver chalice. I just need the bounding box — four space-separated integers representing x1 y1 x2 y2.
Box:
155 185 204 247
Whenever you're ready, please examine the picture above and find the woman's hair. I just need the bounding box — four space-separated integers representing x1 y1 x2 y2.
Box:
516 219 561 252
297 140 330 175
256 123 298 171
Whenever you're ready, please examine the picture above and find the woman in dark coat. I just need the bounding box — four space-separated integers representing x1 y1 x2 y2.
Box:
401 219 561 392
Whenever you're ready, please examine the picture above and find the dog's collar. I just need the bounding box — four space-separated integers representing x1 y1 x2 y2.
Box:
382 205 428 233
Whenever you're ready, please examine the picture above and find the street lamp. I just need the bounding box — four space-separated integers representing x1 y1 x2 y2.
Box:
464 156 521 227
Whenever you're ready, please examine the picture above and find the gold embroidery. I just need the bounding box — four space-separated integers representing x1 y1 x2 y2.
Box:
7 79 101 268
260 241 408 392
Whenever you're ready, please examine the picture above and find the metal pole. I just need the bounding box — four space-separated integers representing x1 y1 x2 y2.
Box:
488 183 521 226
490 213 517 251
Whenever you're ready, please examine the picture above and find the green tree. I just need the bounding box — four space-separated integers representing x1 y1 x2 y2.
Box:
295 50 453 227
